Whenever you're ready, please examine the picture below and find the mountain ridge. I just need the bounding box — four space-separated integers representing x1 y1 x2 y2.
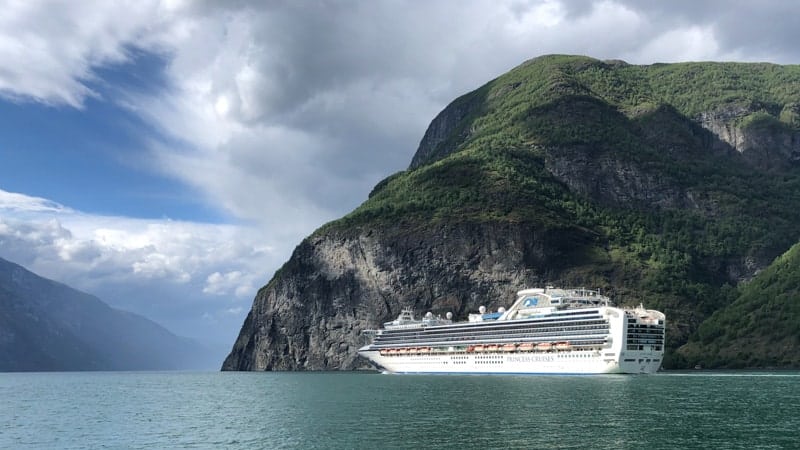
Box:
0 256 208 371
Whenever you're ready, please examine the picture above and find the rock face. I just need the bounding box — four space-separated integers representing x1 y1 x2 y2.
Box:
222 223 576 370
224 55 800 371
408 91 485 170
698 103 800 170
543 145 696 210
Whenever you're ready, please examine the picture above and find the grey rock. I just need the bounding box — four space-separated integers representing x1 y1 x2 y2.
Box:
408 90 486 170
698 104 800 170
222 223 577 370
543 145 695 210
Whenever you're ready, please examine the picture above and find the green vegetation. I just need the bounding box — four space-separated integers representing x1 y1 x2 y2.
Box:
737 111 792 132
679 243 800 368
317 55 800 368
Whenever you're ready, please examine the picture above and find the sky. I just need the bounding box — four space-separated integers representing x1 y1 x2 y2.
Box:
1 0 799 364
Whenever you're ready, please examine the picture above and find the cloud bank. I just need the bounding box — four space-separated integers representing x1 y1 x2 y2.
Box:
0 188 276 349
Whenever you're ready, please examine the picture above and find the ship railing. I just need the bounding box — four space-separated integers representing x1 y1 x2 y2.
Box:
372 335 611 349
375 341 611 355
384 312 609 334
378 325 610 338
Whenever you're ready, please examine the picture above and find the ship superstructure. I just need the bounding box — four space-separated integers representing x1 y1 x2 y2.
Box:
357 287 665 374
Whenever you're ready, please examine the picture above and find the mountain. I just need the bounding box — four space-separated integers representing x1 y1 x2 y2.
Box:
223 55 800 371
679 242 800 368
0 257 208 371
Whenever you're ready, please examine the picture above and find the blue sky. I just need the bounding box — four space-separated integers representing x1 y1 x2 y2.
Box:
1 0 799 366
0 50 222 221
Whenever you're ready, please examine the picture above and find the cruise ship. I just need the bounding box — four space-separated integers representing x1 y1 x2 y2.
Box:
358 287 665 374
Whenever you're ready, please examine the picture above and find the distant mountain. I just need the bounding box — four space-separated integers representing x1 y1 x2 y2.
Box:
223 55 800 371
0 257 208 371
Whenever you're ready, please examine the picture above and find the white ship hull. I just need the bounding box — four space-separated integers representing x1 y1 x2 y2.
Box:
359 348 663 375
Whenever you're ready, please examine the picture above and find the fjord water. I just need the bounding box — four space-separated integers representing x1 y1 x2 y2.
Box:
2 372 798 449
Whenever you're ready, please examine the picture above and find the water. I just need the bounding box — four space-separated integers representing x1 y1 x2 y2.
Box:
1 371 798 449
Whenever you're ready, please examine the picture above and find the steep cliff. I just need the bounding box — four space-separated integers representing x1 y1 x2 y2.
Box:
223 223 587 370
224 55 800 371
699 103 800 170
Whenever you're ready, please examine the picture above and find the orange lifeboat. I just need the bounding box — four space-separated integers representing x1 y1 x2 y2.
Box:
474 344 485 352
555 341 572 351
518 343 535 352
486 344 499 352
502 343 517 352
537 342 552 351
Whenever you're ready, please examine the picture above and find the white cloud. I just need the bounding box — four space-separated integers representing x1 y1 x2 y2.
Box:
0 0 184 107
504 0 566 32
204 270 255 298
0 190 69 214
225 306 244 316
122 1 654 232
0 188 276 347
632 26 723 63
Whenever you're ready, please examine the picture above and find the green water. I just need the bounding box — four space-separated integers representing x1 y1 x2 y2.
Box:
1 371 798 449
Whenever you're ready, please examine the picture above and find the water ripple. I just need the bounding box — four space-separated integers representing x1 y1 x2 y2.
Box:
1 371 798 449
